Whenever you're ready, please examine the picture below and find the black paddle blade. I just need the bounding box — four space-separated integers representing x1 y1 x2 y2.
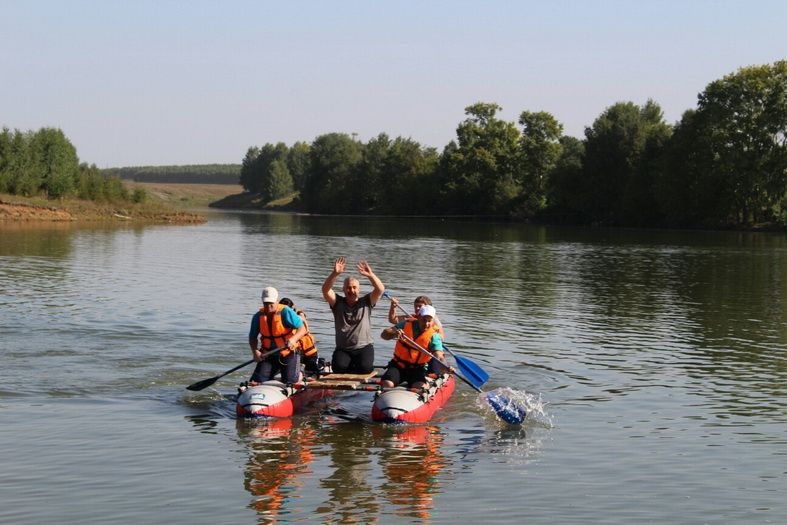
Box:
185 358 256 391
186 376 219 391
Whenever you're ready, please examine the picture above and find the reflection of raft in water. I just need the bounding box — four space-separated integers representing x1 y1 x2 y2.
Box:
236 370 455 423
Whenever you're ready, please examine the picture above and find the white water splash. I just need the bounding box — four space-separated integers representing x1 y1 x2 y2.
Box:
477 387 553 428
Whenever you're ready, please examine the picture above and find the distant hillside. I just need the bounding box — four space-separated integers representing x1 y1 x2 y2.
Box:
103 164 241 184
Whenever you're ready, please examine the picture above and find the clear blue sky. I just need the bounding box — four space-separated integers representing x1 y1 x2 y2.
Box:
2 0 785 168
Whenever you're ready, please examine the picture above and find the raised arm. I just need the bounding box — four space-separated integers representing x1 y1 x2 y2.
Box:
322 256 346 308
357 260 384 306
387 297 399 324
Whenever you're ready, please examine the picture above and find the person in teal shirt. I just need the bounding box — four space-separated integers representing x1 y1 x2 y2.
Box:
380 305 448 388
248 287 306 384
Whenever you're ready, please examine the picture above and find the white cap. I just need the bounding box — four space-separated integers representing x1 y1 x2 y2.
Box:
261 287 279 303
418 304 436 318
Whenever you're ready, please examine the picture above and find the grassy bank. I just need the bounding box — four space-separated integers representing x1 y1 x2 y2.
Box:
0 191 206 223
0 183 247 223
129 182 244 209
209 189 298 210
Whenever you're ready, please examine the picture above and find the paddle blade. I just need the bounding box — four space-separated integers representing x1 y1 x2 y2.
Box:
485 391 527 425
454 355 490 388
186 376 219 391
185 358 256 391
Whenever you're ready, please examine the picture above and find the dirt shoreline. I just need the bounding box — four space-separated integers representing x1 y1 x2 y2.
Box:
0 198 205 224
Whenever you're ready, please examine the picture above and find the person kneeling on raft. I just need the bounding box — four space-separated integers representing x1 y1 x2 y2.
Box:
380 304 449 389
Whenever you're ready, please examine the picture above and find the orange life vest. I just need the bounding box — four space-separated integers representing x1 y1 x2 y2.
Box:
293 308 317 357
393 321 437 367
259 304 295 356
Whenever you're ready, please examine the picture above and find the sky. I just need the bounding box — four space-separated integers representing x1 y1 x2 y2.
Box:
2 0 786 168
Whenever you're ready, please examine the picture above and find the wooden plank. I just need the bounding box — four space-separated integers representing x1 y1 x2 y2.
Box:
306 381 379 391
304 371 381 390
307 378 379 388
316 372 378 381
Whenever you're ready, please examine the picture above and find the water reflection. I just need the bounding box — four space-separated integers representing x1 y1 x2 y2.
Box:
373 424 449 522
5 212 787 523
231 415 455 524
237 418 318 524
313 421 381 523
0 222 75 257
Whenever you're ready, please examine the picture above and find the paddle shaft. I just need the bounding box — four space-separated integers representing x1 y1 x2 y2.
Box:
219 359 255 378
387 294 523 423
186 346 287 391
384 291 489 387
386 290 464 359
398 333 482 393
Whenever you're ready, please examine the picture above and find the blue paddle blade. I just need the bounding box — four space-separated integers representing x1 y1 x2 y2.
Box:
454 355 489 388
485 392 527 425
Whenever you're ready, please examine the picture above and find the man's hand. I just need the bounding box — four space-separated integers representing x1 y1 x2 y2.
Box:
356 259 373 277
334 256 346 274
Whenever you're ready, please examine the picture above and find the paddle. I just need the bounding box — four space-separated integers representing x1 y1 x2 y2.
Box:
186 346 286 391
382 290 489 388
398 332 526 425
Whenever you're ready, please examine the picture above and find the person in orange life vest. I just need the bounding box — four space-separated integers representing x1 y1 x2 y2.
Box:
387 294 446 339
248 287 307 384
322 257 385 375
278 297 322 373
388 294 447 376
380 304 449 389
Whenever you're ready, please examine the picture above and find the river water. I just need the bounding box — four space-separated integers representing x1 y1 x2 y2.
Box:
1 211 785 524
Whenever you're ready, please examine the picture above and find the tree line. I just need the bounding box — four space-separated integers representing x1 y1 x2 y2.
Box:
106 164 240 184
241 60 787 228
0 127 145 203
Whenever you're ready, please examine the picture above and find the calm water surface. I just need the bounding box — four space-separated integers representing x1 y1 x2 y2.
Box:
1 212 786 524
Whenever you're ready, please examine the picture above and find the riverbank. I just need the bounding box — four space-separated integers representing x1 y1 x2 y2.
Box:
209 189 297 210
0 193 206 223
129 182 244 210
0 183 249 223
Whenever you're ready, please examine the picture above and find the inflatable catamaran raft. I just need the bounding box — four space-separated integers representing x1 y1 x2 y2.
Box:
235 370 456 423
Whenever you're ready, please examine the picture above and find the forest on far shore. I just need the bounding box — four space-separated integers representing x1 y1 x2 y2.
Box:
105 164 240 185
3 60 785 230
237 60 787 230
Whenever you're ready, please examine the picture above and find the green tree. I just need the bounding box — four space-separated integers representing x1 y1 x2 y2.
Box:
131 186 147 203
287 141 311 191
302 133 363 213
77 163 105 200
582 99 671 225
0 127 12 193
654 110 714 226
391 137 439 213
356 133 392 212
265 159 294 201
656 61 787 227
240 146 261 191
7 130 37 196
257 143 289 200
29 127 80 198
516 110 564 217
545 135 586 222
697 61 787 225
441 102 522 215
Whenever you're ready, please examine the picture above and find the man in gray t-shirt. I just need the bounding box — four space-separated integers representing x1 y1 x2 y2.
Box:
321 257 385 374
